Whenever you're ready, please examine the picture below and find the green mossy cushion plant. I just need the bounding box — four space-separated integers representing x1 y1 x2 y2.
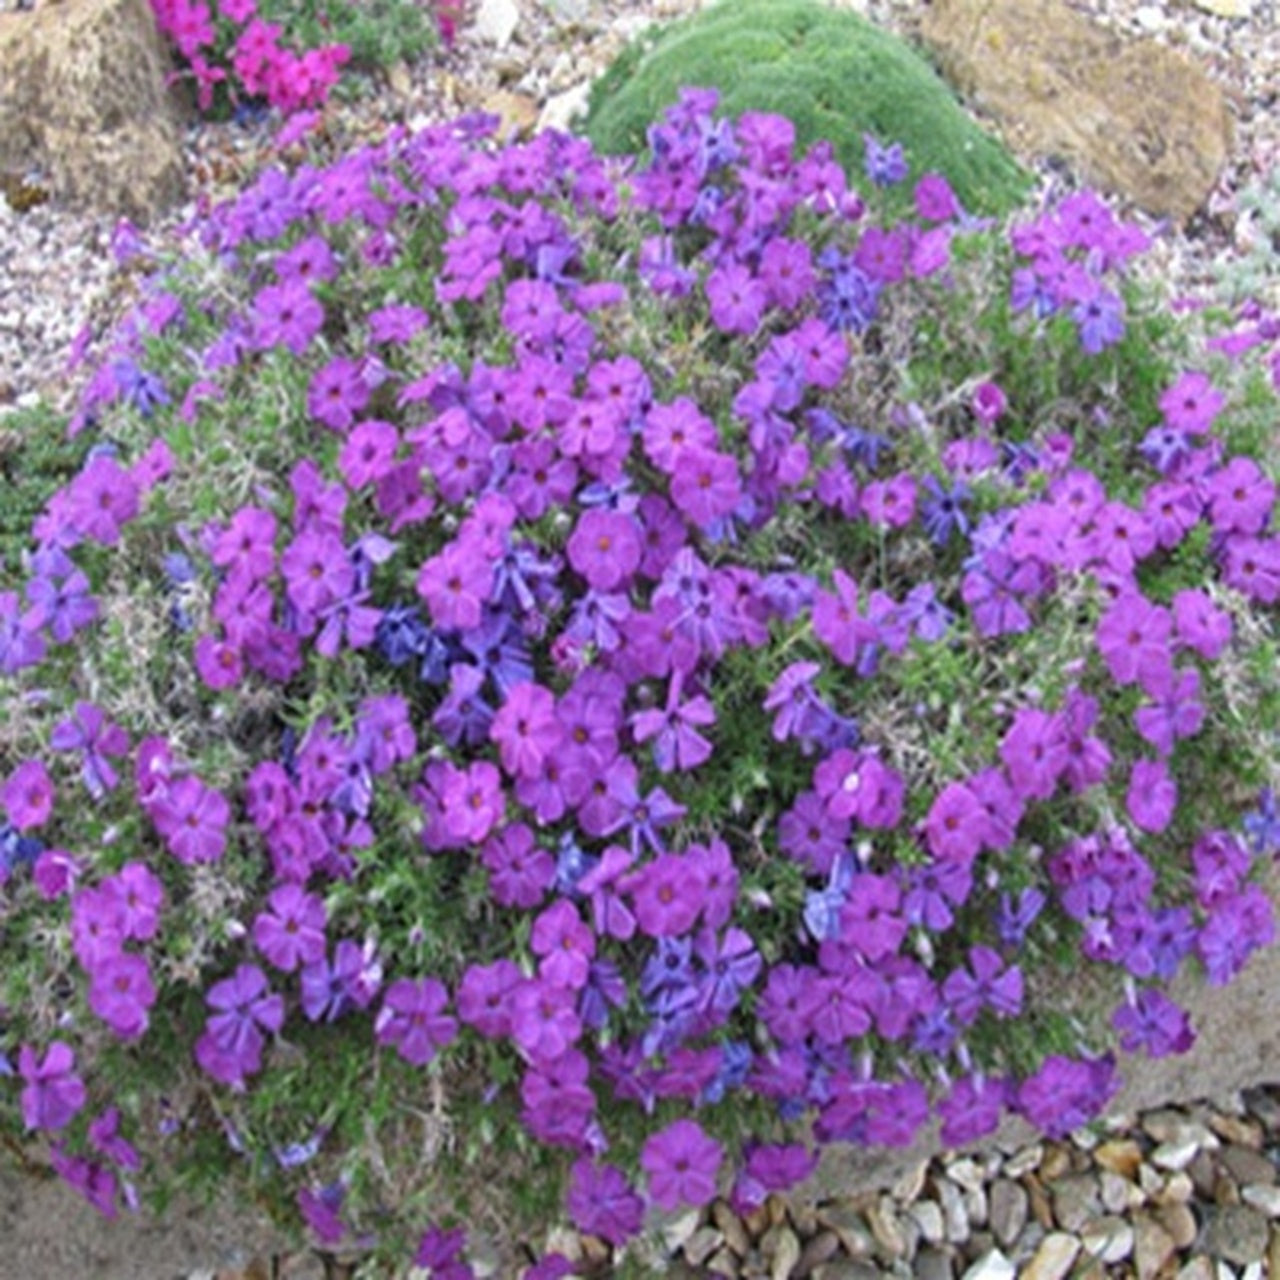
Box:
582 0 1033 218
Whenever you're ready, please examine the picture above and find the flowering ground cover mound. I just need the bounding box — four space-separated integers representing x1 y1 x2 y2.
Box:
581 0 1032 218
1 85 1279 1275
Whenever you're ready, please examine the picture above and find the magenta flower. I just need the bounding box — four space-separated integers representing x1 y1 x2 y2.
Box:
1112 987 1194 1058
1133 667 1205 757
50 701 129 800
307 356 370 433
565 508 643 591
456 958 523 1039
88 952 156 1041
415 537 493 632
705 261 767 335
3 759 54 831
375 977 457 1067
149 774 230 865
531 900 595 991
812 570 879 668
669 448 742 529
1095 593 1173 694
1126 758 1177 833
924 781 989 865
1016 1054 1117 1138
937 1073 1008 1147
640 1118 723 1211
998 707 1067 804
1172 588 1232 660
566 1159 645 1246
490 681 563 782
1158 370 1223 435
628 852 708 937
254 884 327 973
481 822 555 910
971 380 1008 425
194 964 285 1089
510 978 582 1065
19 1041 86 1132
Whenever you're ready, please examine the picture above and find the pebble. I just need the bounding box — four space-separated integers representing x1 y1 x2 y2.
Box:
1241 1184 1280 1217
1021 1233 1081 1280
471 0 520 47
1133 1214 1178 1280
937 1178 971 1246
1157 1203 1201 1250
959 1248 1014 1280
865 1197 907 1259
1094 1139 1144 1180
1220 1146 1276 1187
908 1200 946 1246
1050 1175 1102 1233
1200 1206 1270 1265
1080 1215 1136 1264
988 1180 1028 1248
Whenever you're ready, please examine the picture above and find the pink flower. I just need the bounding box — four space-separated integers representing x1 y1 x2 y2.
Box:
19 1041 86 1132
628 853 707 937
531 900 595 991
705 262 767 335
374 978 457 1067
3 759 54 830
915 172 961 222
416 537 492 632
566 509 643 591
1095 593 1173 695
149 774 229 865
1127 759 1177 833
924 781 989 864
971 380 1007 426
253 884 327 973
641 1118 723 1211
1158 370 1223 436
88 953 156 1041
669 448 742 529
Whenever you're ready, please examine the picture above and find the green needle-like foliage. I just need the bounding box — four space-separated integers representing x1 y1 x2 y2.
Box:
582 0 1031 217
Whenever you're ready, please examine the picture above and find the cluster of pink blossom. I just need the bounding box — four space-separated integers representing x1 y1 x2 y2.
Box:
2 86 1278 1272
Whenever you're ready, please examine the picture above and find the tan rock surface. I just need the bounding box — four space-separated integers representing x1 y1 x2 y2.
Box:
0 0 185 222
918 0 1232 223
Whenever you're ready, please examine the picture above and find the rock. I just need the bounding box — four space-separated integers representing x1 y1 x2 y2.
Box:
812 1262 886 1280
0 0 184 223
1220 1146 1277 1187
1208 1114 1264 1150
714 1201 752 1258
937 1178 971 1245
1193 0 1252 15
915 1247 956 1280
1004 1145 1043 1179
1050 1174 1102 1233
1242 1184 1280 1217
1200 1206 1270 1265
988 1181 1028 1249
960 1249 1015 1280
1153 1139 1204 1172
1021 1233 1081 1280
1101 1171 1142 1214
865 1197 908 1259
1176 1260 1216 1280
1094 1140 1144 1180
908 1200 946 1246
473 0 520 47
948 1159 986 1195
1133 1215 1178 1280
706 1247 740 1278
664 1209 703 1253
1080 1215 1136 1265
893 1159 930 1204
1157 1203 1200 1250
538 82 592 134
796 1230 842 1277
763 1224 801 1280
815 1205 875 1259
684 1226 726 1268
919 0 1232 222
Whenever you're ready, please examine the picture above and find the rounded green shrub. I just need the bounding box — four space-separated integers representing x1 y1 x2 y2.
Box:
582 0 1032 217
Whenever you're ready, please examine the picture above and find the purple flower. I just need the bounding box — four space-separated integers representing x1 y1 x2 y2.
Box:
148 774 229 865
88 952 156 1040
937 1073 1008 1147
941 946 1024 1025
3 760 54 831
50 702 129 800
1197 885 1275 985
195 964 285 1089
1112 986 1194 1058
862 134 908 186
1126 758 1177 834
413 1225 474 1279
254 884 327 973
490 681 563 782
375 977 458 1067
640 1118 723 1211
566 1158 644 1246
19 1041 86 1132
1016 1053 1117 1138
531 900 595 991
627 852 707 938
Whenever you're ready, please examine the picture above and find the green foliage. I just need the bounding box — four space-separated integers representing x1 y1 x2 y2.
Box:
581 0 1031 216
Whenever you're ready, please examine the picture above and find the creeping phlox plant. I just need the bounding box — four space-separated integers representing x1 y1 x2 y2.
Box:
2 87 1279 1273
150 0 456 117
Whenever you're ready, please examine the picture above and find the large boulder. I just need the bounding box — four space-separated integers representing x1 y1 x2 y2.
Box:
919 0 1232 224
0 0 186 223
